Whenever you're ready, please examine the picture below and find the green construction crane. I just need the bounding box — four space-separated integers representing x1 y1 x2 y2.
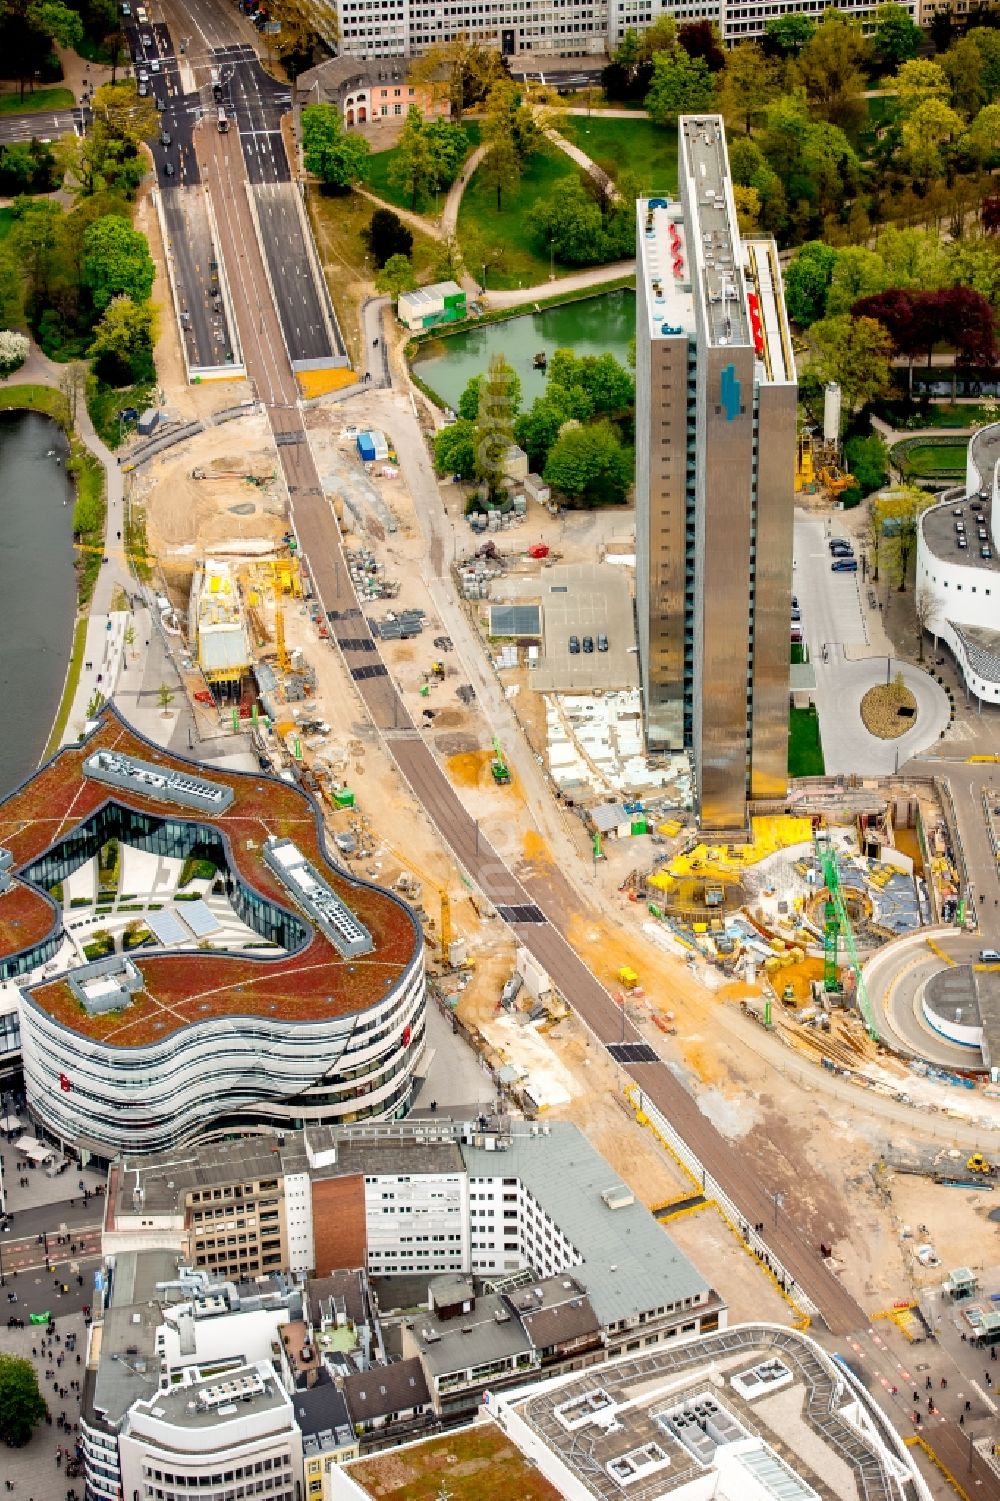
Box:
815 833 879 1041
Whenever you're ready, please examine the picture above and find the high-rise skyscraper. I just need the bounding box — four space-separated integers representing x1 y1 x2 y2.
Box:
635 115 797 833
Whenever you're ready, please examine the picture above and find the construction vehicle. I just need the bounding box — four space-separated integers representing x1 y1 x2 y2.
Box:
491 735 511 785
819 465 856 498
968 1153 993 1174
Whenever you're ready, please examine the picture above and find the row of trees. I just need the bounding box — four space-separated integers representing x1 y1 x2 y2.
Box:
433 349 635 509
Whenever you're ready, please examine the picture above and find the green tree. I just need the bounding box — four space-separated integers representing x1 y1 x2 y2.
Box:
362 206 412 269
874 225 947 288
374 253 416 301
899 96 963 184
872 3 923 71
638 15 679 60
407 34 506 122
843 432 889 494
940 35 987 117
481 81 538 211
612 26 644 81
301 103 370 189
528 177 607 266
968 101 1000 161
809 313 893 419
543 422 633 507
547 348 633 417
825 247 888 316
433 418 476 478
157 682 175 714
88 294 157 383
874 486 934 590
784 240 838 324
9 195 60 297
894 57 951 115
763 13 815 58
388 107 435 210
514 396 571 471
946 237 1000 304
2 0 82 100
82 216 154 312
644 46 715 125
791 10 869 128
474 352 519 500
0 1354 46 1446
717 42 782 135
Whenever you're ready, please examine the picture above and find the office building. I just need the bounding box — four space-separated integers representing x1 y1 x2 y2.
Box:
314 0 914 61
0 707 424 1160
105 1120 724 1349
635 116 796 831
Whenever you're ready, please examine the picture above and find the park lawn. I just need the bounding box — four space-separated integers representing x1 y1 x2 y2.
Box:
559 116 678 194
366 121 480 215
0 207 13 242
307 185 444 369
458 142 578 289
0 86 74 115
892 437 968 479
788 706 824 778
880 401 998 431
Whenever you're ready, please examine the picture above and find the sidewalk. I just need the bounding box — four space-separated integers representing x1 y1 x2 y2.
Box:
486 258 635 309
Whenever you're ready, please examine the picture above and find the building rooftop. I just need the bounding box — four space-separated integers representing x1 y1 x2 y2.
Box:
86 1300 162 1428
2 707 419 1045
486 1324 921 1501
292 1374 354 1452
922 493 1000 572
342 1355 430 1423
680 114 748 350
127 1361 291 1436
112 1133 312 1220
407 1291 533 1377
460 1122 712 1329
306 1269 368 1331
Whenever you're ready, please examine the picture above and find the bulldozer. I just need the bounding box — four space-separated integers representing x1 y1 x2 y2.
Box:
968 1153 993 1175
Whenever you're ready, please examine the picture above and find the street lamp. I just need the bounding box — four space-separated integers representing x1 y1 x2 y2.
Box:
549 234 555 282
771 1191 784 1229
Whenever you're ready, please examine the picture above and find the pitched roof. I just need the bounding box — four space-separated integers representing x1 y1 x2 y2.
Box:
343 1357 429 1423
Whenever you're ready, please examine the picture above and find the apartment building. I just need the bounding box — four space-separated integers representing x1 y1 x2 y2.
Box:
635 115 796 831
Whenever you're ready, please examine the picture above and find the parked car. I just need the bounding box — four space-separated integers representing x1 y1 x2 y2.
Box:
831 558 858 572
582 635 594 653
828 538 852 554
597 633 608 652
568 635 580 654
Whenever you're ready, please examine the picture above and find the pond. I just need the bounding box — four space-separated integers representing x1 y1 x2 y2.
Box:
411 290 636 411
0 409 76 796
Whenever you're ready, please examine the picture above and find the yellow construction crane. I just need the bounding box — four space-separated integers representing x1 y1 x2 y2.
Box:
440 890 452 957
275 598 290 673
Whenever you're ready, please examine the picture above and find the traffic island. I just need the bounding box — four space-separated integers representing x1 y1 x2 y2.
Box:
860 678 918 739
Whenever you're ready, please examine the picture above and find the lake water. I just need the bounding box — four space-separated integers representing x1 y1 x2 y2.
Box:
0 409 76 796
411 290 636 411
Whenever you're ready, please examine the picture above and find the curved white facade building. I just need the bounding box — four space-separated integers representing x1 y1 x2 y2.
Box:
915 423 1000 705
1 709 426 1162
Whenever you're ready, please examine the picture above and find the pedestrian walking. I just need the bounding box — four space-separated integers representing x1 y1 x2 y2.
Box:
941 1377 948 1389
966 1399 972 1412
961 1412 966 1427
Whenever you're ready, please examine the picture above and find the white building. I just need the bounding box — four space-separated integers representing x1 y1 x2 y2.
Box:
915 423 1000 706
119 1363 303 1501
325 0 916 60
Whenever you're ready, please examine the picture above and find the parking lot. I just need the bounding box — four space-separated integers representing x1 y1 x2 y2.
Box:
794 511 950 773
529 562 638 693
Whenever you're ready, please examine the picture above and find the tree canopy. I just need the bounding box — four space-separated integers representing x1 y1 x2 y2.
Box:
0 1354 46 1447
543 423 633 508
302 104 370 189
82 215 155 312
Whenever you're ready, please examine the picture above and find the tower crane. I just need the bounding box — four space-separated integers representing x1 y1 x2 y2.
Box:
814 832 878 1041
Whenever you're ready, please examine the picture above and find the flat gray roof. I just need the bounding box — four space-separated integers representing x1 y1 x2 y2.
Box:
131 1362 290 1434
88 1302 162 1427
460 1122 711 1328
407 1291 533 1377
680 115 748 348
922 494 1000 572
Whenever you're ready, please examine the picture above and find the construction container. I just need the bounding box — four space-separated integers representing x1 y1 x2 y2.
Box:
333 788 355 808
630 819 648 836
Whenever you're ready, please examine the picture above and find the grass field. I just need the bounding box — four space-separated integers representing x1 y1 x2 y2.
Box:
559 115 678 194
0 86 74 115
0 207 13 243
0 383 70 425
891 436 968 479
879 401 999 431
366 121 480 214
43 615 88 762
788 706 825 778
307 185 444 369
458 142 578 288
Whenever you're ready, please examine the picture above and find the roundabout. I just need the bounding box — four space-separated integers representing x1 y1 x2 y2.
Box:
864 928 998 1074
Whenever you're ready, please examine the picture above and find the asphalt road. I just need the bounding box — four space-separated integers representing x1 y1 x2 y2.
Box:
0 108 85 144
910 756 1000 944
